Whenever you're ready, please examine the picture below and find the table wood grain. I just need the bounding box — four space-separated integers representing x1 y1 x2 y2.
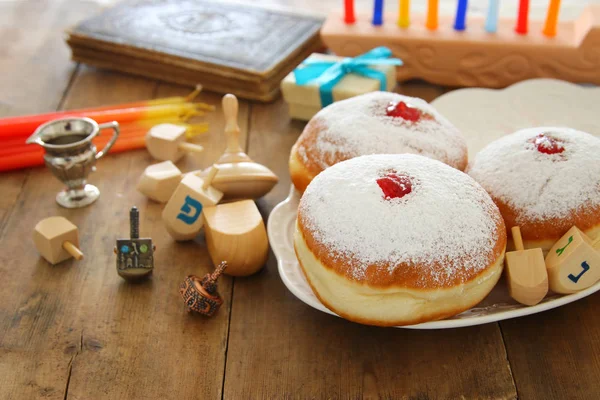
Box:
0 1 598 399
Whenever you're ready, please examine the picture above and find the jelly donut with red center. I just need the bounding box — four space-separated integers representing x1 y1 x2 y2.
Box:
467 127 600 252
294 154 506 327
289 92 469 192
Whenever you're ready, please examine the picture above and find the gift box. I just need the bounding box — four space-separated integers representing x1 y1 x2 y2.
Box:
281 47 401 121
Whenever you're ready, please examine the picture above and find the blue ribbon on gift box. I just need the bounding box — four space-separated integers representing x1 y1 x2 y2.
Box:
293 46 403 107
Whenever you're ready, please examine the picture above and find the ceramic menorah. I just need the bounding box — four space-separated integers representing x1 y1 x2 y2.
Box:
322 1 600 88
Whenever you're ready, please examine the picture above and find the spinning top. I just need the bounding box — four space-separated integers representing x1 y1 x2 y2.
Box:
179 261 227 316
195 94 278 200
505 226 548 306
33 216 84 265
114 206 155 281
145 123 204 162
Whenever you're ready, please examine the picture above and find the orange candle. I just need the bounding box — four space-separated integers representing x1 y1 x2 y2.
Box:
543 0 561 37
398 0 410 28
0 103 203 140
426 0 439 30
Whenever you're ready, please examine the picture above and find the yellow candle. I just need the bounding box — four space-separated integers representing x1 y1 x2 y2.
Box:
543 0 561 37
426 0 439 30
398 0 410 28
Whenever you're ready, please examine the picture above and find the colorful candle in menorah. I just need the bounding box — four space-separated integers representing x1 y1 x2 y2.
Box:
322 2 600 88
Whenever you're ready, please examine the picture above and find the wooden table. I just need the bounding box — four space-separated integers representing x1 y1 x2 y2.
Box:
1 1 599 399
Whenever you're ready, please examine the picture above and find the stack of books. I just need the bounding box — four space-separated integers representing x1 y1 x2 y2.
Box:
67 0 323 102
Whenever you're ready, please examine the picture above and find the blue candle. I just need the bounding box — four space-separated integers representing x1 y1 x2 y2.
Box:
485 0 500 33
454 0 468 31
373 0 384 26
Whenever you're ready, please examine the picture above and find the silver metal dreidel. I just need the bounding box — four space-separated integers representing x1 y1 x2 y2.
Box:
114 206 155 281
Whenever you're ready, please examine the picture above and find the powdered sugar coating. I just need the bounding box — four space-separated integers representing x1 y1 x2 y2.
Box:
298 91 468 171
467 127 600 222
298 154 503 287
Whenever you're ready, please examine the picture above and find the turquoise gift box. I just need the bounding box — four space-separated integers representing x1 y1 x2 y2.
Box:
281 47 402 121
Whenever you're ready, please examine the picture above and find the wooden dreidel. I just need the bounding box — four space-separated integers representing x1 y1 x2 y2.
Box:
114 206 155 281
136 161 182 203
145 123 204 162
162 165 223 241
33 216 83 265
203 199 269 276
196 94 278 200
545 226 600 294
505 226 549 305
180 261 227 316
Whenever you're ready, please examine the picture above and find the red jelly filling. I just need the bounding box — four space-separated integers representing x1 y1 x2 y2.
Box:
533 133 565 154
386 101 422 122
377 173 412 199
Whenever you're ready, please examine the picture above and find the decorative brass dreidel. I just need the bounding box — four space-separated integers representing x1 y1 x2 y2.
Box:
136 161 183 203
162 165 223 240
195 94 278 200
505 226 549 306
145 123 204 162
33 216 84 265
179 261 227 316
203 200 269 276
114 206 155 281
545 226 600 294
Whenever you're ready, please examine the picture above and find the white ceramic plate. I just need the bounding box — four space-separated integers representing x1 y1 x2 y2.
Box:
268 79 600 329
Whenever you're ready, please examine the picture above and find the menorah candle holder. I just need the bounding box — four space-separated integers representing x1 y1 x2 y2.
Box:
320 5 600 88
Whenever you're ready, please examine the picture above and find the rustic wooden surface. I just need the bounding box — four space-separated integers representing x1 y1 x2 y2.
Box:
0 1 599 399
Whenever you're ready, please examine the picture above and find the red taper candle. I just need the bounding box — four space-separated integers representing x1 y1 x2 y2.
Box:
515 0 529 35
344 0 356 24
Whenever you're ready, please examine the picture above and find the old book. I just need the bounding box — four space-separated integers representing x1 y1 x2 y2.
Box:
66 0 323 101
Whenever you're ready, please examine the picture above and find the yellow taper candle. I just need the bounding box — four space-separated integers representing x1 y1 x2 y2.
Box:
426 0 439 30
543 0 561 37
398 0 410 28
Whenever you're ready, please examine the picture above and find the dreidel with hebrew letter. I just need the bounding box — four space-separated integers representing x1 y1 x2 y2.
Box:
545 226 600 294
162 165 223 240
505 226 549 306
145 123 204 162
114 206 155 281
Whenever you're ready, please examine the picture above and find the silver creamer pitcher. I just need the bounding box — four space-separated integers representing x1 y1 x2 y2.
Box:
26 117 119 208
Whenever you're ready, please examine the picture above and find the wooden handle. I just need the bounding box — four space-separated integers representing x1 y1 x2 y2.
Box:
202 164 219 190
222 94 243 154
511 226 525 251
178 142 204 153
63 241 84 260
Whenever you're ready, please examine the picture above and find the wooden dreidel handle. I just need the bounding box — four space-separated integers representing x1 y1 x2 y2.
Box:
505 226 548 306
218 94 251 164
202 200 269 276
33 216 83 265
162 166 223 241
63 241 84 261
545 226 600 294
145 123 204 162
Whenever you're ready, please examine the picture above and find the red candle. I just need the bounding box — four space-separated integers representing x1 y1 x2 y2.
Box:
515 0 529 35
344 0 356 24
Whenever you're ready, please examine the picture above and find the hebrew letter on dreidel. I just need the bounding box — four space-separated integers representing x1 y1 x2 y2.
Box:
177 196 203 225
568 261 590 283
556 236 574 256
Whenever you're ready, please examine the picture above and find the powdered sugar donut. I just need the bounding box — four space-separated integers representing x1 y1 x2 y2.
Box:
294 154 506 327
467 127 600 252
289 91 468 192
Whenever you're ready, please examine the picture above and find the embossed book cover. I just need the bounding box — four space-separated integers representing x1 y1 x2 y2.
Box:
67 0 323 101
